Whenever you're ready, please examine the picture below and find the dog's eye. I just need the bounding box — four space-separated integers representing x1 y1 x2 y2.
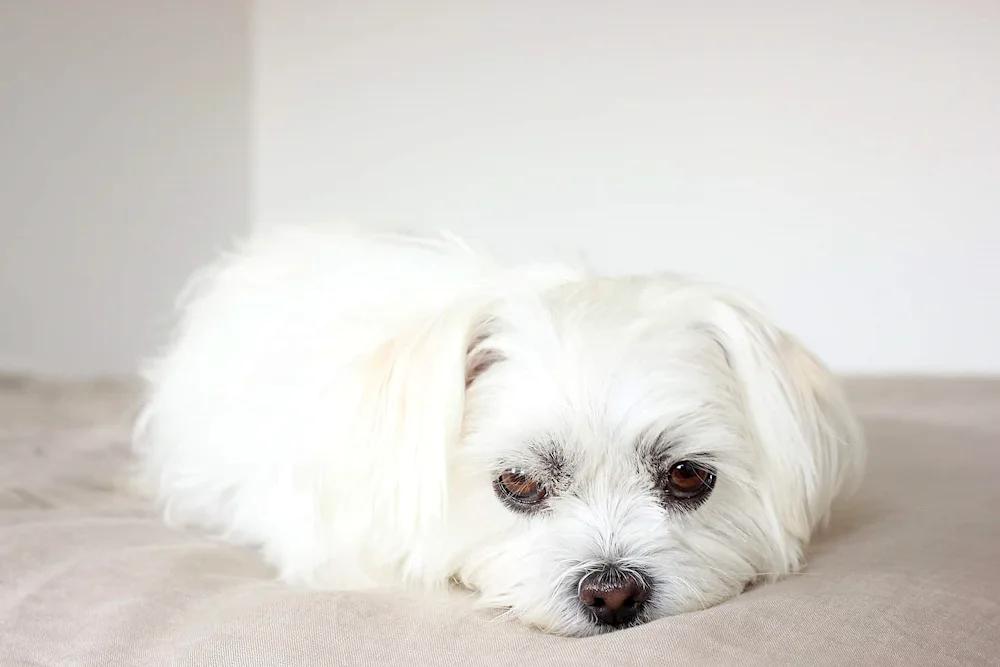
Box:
494 470 547 509
662 461 716 502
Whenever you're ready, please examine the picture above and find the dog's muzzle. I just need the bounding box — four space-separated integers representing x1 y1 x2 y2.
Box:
578 567 652 628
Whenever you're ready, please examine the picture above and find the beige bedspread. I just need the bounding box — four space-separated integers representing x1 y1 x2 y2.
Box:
1 376 998 666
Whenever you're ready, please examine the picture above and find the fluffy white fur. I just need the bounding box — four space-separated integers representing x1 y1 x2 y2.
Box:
133 223 865 636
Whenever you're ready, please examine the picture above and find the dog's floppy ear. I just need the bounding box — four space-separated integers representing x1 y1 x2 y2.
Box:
466 319 506 387
356 299 502 544
705 293 866 562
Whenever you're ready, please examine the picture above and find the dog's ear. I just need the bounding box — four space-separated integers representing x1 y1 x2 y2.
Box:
466 319 505 388
705 293 866 566
356 299 502 544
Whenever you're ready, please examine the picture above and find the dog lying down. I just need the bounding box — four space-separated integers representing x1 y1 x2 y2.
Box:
132 223 865 636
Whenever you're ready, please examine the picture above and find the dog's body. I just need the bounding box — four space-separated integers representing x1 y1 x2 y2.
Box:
134 223 865 636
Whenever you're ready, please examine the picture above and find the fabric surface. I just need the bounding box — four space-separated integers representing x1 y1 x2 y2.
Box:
1 376 997 666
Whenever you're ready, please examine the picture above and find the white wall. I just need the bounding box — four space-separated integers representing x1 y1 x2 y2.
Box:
0 1 250 377
1 1 996 377
255 0 1000 374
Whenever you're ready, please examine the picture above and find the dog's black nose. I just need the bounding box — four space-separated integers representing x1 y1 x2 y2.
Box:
578 568 651 627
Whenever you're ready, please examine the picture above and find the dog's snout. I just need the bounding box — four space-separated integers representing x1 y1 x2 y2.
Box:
578 568 651 627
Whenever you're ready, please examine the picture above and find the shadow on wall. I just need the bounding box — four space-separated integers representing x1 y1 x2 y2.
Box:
0 1 252 378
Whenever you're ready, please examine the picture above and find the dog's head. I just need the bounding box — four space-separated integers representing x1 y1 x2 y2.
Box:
382 273 864 636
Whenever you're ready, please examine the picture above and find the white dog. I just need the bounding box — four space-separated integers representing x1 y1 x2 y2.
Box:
133 223 865 636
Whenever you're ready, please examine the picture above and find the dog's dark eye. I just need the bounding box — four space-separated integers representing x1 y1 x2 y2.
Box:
494 470 547 510
662 461 715 502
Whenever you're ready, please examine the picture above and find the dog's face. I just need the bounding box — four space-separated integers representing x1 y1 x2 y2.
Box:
442 279 863 636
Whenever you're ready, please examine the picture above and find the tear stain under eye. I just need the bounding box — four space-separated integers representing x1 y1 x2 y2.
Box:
634 430 679 481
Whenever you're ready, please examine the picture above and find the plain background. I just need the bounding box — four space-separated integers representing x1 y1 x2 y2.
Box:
1 1 997 377
0 0 249 377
